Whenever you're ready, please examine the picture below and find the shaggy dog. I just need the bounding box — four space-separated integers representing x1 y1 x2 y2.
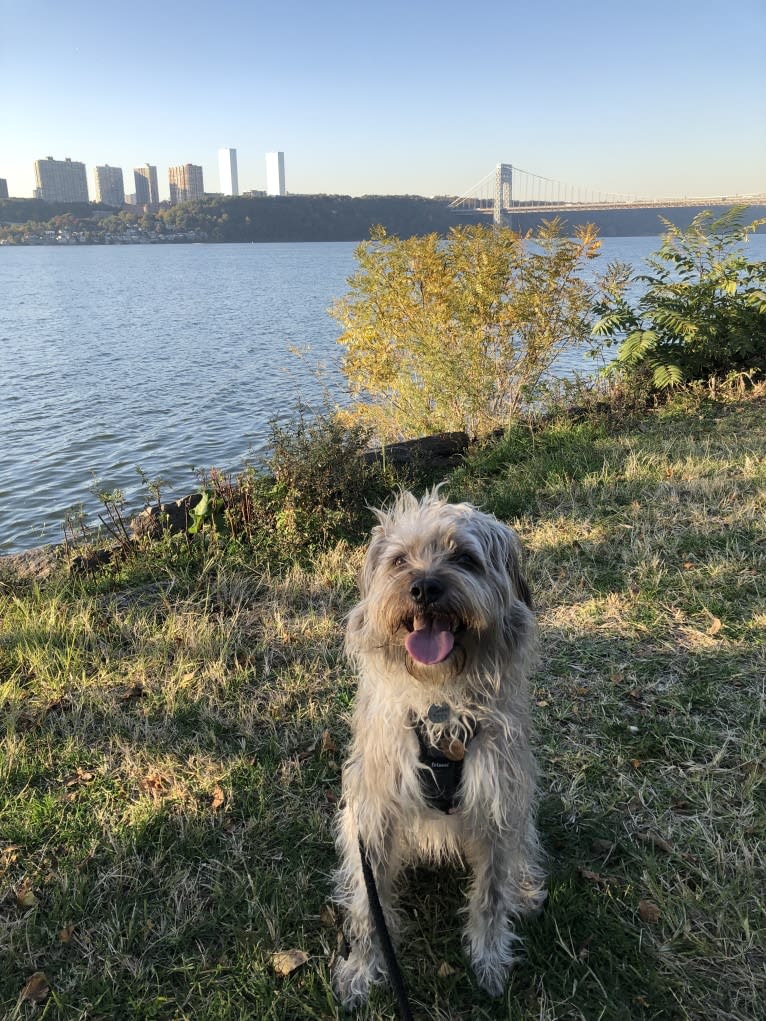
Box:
333 490 546 1006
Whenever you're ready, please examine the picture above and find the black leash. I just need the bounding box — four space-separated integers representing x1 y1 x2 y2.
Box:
355 710 478 1019
357 835 414 1021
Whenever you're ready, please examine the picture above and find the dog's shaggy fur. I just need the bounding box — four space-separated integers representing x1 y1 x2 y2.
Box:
333 490 546 1006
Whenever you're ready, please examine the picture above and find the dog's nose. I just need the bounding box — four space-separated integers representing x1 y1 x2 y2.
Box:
410 575 444 605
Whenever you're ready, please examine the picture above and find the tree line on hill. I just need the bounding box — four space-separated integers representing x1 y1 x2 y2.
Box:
0 195 485 244
1 195 764 245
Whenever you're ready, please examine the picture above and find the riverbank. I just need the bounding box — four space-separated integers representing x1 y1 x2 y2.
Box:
3 193 765 246
1 387 764 1019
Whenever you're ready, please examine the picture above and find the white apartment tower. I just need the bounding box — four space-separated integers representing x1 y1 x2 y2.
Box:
34 157 89 202
168 164 205 204
134 164 159 210
93 165 125 207
218 148 239 196
265 151 285 196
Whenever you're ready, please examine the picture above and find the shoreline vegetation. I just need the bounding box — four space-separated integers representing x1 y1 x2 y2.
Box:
2 194 765 246
1 214 765 1019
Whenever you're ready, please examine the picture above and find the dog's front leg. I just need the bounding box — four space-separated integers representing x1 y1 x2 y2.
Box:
463 833 520 997
332 797 401 1007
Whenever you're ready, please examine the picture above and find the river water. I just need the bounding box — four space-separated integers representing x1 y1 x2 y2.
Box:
2 235 764 552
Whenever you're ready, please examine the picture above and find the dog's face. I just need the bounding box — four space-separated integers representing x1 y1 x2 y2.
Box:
349 491 533 685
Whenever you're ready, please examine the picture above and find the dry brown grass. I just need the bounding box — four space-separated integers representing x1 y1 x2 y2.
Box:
1 390 764 1019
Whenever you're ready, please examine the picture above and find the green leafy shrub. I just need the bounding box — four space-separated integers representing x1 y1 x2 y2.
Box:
594 207 766 388
254 405 403 552
331 221 603 439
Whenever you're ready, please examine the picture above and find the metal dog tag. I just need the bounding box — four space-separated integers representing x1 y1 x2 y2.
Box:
427 703 450 724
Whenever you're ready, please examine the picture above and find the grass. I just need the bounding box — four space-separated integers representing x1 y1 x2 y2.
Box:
1 389 764 1020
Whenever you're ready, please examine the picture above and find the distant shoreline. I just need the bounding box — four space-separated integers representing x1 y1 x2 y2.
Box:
2 194 764 246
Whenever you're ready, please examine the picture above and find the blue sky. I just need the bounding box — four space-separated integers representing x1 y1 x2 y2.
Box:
1 0 764 201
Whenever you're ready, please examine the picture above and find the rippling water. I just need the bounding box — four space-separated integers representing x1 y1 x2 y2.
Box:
1 243 359 551
2 235 763 552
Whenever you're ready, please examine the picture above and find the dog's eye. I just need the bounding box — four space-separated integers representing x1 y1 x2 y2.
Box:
452 551 480 570
392 555 407 568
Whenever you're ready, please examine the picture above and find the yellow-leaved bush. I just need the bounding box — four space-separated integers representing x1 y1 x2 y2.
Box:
331 220 602 439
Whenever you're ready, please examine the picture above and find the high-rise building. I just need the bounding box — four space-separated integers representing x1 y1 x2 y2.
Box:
168 164 205 204
34 157 89 202
93 165 125 207
134 164 159 210
218 148 239 196
265 151 285 196
0 179 8 199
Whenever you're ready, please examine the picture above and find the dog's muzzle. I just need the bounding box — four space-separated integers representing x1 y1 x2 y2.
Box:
402 574 461 667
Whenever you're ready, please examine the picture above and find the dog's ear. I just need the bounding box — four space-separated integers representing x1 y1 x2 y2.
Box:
358 524 386 597
491 519 533 609
511 562 533 610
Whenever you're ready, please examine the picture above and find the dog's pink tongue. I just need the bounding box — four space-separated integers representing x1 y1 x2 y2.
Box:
405 616 454 665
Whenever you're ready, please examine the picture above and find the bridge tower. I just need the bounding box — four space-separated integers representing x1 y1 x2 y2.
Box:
494 163 513 223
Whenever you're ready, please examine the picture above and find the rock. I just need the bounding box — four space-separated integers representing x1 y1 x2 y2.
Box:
361 431 470 469
0 545 63 581
130 493 204 539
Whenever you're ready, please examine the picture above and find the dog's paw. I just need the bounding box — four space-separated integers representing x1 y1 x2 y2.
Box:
467 932 517 998
472 956 511 998
333 951 383 1009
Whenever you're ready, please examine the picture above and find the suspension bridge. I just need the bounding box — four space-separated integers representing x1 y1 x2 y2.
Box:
450 163 766 223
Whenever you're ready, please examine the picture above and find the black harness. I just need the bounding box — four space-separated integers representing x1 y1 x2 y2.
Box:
411 710 479 814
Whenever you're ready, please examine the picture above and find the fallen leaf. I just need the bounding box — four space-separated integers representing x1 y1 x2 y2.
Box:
639 899 661 923
437 960 458 977
630 759 642 770
64 768 95 788
20 971 49 1004
17 710 38 731
141 772 166 795
319 903 339 929
45 696 72 716
578 936 593 961
324 788 338 805
578 867 619 887
636 831 674 854
682 561 695 570
671 798 692 813
16 883 38 910
590 838 615 857
271 949 308 976
210 786 225 812
707 616 722 636
297 737 319 762
120 681 145 702
321 730 338 755
59 923 76 943
536 699 549 707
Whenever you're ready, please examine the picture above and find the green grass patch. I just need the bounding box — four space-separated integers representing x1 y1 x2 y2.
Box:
1 391 765 1019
